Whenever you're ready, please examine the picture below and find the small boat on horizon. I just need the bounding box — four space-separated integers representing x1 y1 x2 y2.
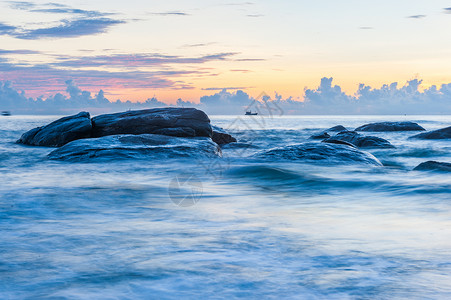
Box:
245 111 258 116
1 111 11 116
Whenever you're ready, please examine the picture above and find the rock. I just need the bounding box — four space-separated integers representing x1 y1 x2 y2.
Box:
414 161 451 172
254 142 382 166
410 126 451 140
91 108 212 138
310 132 330 140
322 138 356 148
17 112 92 147
153 127 196 137
355 121 425 132
211 125 237 145
323 131 394 149
327 125 347 132
48 134 222 161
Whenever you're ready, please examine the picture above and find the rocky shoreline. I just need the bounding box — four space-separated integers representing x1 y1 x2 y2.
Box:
16 109 451 171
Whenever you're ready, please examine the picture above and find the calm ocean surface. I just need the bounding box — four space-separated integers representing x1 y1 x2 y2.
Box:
1 115 451 299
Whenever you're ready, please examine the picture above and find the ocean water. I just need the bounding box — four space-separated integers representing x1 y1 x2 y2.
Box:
1 115 451 299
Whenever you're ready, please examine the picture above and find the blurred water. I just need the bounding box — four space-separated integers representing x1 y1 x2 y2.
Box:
1 115 451 299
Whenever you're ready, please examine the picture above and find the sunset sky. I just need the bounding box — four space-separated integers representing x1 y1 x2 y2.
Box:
1 0 451 103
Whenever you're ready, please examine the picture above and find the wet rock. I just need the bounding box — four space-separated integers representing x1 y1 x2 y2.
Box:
323 131 394 149
91 108 212 138
413 161 451 172
410 126 451 140
310 132 330 140
355 121 425 132
152 127 196 137
322 138 356 148
211 125 237 145
254 142 382 166
48 134 222 161
17 112 92 147
327 125 347 132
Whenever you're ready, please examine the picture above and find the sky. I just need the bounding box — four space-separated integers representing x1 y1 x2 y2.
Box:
1 0 451 112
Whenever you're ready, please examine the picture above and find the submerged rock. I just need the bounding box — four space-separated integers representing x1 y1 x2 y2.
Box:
17 112 92 147
92 108 212 138
323 131 394 149
211 125 237 145
414 161 451 172
48 134 221 161
254 142 382 166
310 132 330 140
310 125 346 140
355 121 425 132
322 138 356 148
327 125 347 132
410 126 451 140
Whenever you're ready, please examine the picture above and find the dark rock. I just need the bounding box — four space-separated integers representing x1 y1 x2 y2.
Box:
17 112 92 147
327 125 347 132
310 132 330 140
254 142 382 166
410 126 451 140
211 125 237 145
414 161 451 172
323 131 394 149
322 138 356 148
48 134 221 161
91 108 212 138
153 127 196 137
355 121 425 132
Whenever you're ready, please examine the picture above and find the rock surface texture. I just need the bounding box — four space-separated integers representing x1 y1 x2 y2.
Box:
211 126 237 145
355 122 425 132
414 161 451 172
48 134 221 161
410 126 451 140
91 108 212 138
323 131 394 149
254 142 382 166
17 112 92 147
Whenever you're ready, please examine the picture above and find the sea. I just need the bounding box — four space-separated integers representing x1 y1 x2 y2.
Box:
1 114 451 299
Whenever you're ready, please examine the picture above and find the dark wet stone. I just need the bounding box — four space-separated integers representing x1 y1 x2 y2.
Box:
323 131 394 149
355 122 425 132
322 138 356 148
152 127 196 137
254 142 382 166
327 125 347 132
211 125 237 145
17 112 92 147
310 132 330 140
414 161 451 172
48 134 221 161
410 126 451 140
91 108 212 138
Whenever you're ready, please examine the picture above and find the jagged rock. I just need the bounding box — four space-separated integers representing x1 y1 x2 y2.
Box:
17 112 92 147
254 142 382 166
410 126 451 140
91 108 212 138
355 122 425 132
414 161 451 172
211 126 237 145
48 134 221 161
323 131 394 149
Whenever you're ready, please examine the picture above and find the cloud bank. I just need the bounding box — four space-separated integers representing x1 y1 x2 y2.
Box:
0 2 124 39
2 78 451 115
